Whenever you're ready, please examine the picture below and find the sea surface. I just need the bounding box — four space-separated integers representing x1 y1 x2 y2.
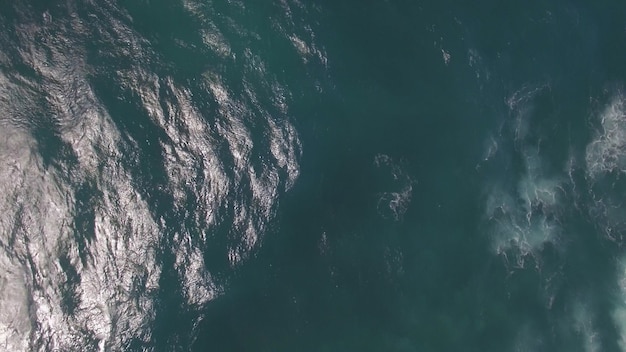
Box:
1 0 626 351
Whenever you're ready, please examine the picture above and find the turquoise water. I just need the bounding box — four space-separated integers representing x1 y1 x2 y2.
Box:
1 0 626 351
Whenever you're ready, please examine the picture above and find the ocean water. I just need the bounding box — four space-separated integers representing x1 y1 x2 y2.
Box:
1 0 626 351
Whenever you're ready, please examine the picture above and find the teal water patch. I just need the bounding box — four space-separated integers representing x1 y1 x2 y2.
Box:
2 0 626 351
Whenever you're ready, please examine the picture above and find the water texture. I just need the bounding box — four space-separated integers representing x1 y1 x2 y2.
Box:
1 1 626 351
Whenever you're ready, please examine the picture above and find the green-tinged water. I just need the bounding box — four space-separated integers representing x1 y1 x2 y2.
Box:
1 1 626 351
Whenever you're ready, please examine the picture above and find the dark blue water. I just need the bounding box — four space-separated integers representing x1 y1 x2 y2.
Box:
1 0 626 351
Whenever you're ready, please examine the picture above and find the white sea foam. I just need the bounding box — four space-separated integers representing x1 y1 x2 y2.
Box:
374 154 414 221
613 258 626 352
493 86 626 352
487 175 562 269
582 95 626 240
570 299 601 352
512 300 600 352
485 85 563 268
585 93 626 351
441 48 451 65
586 92 626 178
